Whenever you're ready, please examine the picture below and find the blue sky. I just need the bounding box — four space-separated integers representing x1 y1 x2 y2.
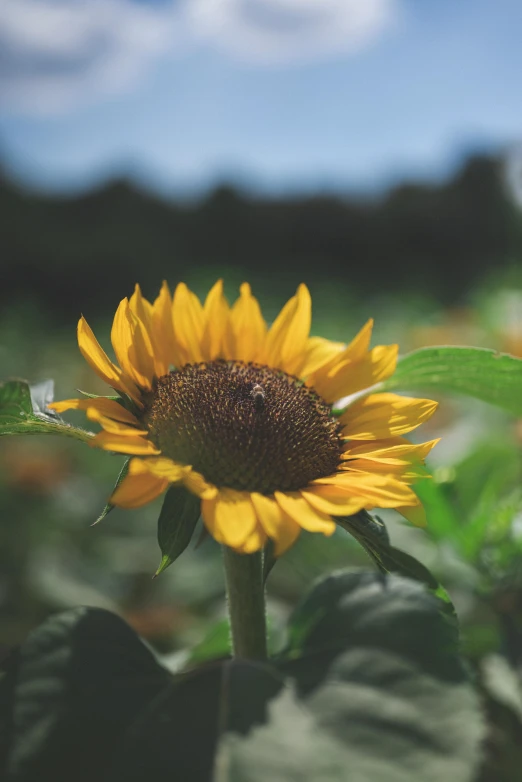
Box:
0 0 521 196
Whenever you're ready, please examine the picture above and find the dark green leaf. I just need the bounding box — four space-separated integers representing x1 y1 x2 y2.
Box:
108 660 284 782
0 608 170 782
0 379 93 442
378 346 522 415
93 458 130 525
220 648 484 782
339 510 456 614
283 571 461 684
106 570 482 781
155 484 202 576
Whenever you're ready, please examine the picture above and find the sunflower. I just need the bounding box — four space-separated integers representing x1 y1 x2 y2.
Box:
50 281 438 555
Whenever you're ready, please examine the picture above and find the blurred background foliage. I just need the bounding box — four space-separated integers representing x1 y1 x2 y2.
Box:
2 149 522 681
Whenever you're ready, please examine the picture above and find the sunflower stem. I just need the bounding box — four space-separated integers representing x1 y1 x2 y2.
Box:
222 546 267 661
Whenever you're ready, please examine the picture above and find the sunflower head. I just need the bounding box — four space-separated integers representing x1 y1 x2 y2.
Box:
51 280 438 556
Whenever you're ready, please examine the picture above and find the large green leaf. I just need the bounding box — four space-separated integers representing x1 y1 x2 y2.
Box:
1 573 484 782
283 570 461 684
377 346 522 414
0 379 93 442
0 608 170 782
220 648 483 782
111 571 482 782
108 659 283 782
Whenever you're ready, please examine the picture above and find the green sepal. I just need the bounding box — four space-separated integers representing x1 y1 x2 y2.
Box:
154 484 201 577
0 378 93 443
77 389 120 400
93 458 131 525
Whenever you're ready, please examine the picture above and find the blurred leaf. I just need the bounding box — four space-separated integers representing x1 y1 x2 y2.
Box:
378 346 522 415
0 379 93 442
222 648 483 782
282 571 461 683
481 655 522 722
93 458 130 525
188 620 231 665
0 607 170 782
415 474 462 543
478 655 522 782
155 484 201 576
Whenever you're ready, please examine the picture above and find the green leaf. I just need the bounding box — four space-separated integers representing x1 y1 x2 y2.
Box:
93 458 130 525
283 571 461 684
107 571 483 782
0 607 170 782
221 648 484 782
154 484 202 576
188 619 231 665
338 510 455 614
0 379 93 443
378 346 522 415
108 660 283 782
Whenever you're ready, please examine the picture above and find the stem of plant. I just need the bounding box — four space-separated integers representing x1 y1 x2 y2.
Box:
222 546 268 661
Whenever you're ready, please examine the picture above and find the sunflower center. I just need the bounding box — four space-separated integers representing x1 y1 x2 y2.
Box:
144 361 343 494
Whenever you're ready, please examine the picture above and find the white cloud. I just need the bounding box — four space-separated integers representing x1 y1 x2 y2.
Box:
0 0 399 115
188 0 399 64
0 0 182 113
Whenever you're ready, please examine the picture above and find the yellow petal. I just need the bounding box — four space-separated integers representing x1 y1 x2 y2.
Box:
343 439 439 463
201 280 231 360
236 523 267 554
172 282 205 364
301 489 364 516
77 316 139 401
397 500 428 528
133 456 186 481
130 284 167 378
274 491 336 535
90 431 160 455
311 472 419 508
111 467 168 509
49 397 140 425
313 344 398 403
151 281 179 372
251 492 301 555
183 469 218 500
300 336 345 377
342 318 374 362
111 298 155 391
306 319 373 387
86 408 149 436
340 393 438 440
201 489 257 548
129 284 153 330
265 284 311 374
229 283 268 362
341 440 439 481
